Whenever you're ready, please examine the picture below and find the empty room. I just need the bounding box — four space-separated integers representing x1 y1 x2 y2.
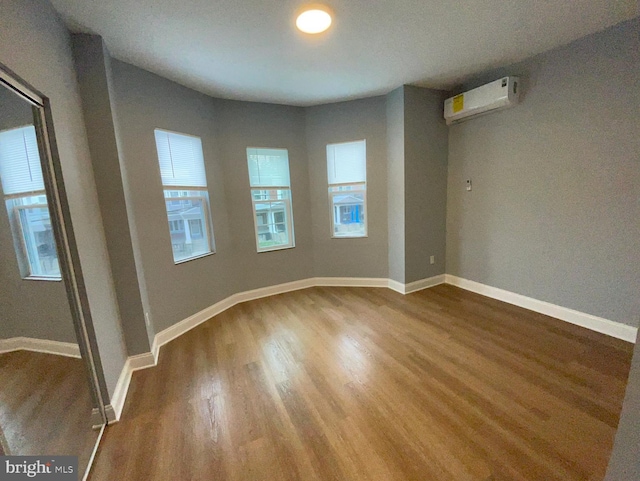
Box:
0 0 638 480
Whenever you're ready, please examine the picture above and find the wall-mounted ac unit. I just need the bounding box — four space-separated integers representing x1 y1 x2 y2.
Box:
444 76 520 125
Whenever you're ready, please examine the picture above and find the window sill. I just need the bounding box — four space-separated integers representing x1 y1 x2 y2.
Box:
174 251 215 265
257 245 296 253
23 276 62 282
331 234 368 239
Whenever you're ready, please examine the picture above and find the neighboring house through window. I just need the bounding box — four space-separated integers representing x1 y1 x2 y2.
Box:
0 125 60 279
246 148 294 252
154 129 214 263
326 140 367 237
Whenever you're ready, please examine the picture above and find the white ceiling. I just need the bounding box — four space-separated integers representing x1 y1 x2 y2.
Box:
50 0 637 106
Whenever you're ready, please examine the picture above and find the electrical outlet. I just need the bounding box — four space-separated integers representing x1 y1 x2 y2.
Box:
430 255 435 265
144 312 151 327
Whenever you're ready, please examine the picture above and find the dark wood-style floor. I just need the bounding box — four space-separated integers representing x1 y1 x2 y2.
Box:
90 285 633 481
0 350 99 473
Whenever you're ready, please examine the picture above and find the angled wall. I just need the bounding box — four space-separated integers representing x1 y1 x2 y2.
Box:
386 85 449 284
306 97 389 278
71 34 151 355
403 86 448 283
386 87 406 284
215 99 314 292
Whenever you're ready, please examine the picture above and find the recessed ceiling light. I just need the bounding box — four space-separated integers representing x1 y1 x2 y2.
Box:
296 7 332 34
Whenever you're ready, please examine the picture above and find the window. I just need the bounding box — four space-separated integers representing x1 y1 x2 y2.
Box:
246 148 294 252
154 129 214 263
0 125 60 279
326 140 367 237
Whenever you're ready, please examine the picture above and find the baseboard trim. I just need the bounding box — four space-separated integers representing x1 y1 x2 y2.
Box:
387 279 405 294
107 352 156 423
0 337 80 358
152 277 390 359
445 275 637 343
111 273 636 422
404 274 447 294
315 277 389 288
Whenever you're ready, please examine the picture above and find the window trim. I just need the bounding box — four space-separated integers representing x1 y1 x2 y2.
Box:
328 182 368 239
0 123 62 280
246 146 296 253
250 188 295 253
163 187 215 263
326 139 368 239
6 191 62 280
154 128 215 264
14 199 56 279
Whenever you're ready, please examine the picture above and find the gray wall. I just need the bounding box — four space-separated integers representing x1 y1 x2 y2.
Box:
107 61 398 336
0 87 76 343
108 59 316 334
215 99 314 292
386 87 406 284
71 35 150 355
385 85 449 284
605 329 640 480
0 0 128 398
306 97 389 278
403 86 448 283
446 18 640 327
109 60 236 334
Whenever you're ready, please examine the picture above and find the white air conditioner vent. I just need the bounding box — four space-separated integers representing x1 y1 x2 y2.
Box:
444 77 520 125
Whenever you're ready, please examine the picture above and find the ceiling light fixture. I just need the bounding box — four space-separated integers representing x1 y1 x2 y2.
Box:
296 6 332 34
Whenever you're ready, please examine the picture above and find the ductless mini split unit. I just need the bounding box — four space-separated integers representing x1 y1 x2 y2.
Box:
444 76 520 125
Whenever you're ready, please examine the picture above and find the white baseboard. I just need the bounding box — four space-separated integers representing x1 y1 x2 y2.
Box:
110 273 636 422
152 277 390 359
152 294 237 359
403 274 447 294
0 337 80 358
445 275 638 343
315 277 389 288
387 279 405 294
107 351 156 423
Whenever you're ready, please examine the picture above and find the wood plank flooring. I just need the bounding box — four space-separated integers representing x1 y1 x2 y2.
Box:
0 350 99 473
90 285 633 481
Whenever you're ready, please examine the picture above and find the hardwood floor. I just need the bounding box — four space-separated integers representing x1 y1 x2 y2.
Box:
0 350 100 473
90 285 633 481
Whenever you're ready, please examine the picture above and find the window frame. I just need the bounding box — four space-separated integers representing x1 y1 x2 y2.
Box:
250 187 295 253
162 187 214 264
11 194 61 280
326 140 368 239
246 147 295 253
0 125 61 280
154 128 216 264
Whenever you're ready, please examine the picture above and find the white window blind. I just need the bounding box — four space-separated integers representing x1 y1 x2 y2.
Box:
247 148 290 187
154 129 207 188
326 140 366 185
0 126 44 195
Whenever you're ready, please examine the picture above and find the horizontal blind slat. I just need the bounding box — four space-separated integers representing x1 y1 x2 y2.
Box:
0 126 45 195
154 129 207 188
326 140 366 184
247 148 290 187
